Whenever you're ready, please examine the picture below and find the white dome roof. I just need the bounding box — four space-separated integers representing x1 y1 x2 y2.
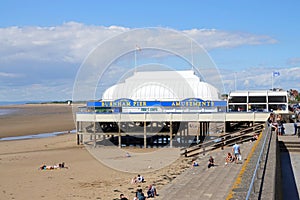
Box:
102 70 220 101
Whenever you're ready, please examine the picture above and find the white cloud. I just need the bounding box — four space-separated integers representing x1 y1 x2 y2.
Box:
0 22 283 101
0 22 277 65
221 67 300 93
183 29 277 49
0 22 129 64
0 72 21 78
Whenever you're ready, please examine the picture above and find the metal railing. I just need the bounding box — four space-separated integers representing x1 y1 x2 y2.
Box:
245 124 273 199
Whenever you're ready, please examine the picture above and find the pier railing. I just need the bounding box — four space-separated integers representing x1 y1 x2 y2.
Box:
245 124 275 199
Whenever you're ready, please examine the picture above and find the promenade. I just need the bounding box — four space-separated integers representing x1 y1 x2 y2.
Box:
157 123 300 200
158 141 255 199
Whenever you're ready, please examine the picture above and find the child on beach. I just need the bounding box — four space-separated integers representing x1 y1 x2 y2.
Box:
225 152 233 165
191 159 199 167
208 156 214 168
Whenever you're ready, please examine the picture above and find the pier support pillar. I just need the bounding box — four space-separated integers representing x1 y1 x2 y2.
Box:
76 121 80 145
93 121 96 148
196 122 200 143
170 121 173 148
144 121 147 148
118 122 121 148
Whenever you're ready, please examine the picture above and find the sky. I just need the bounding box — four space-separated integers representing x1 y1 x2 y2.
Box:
0 0 300 101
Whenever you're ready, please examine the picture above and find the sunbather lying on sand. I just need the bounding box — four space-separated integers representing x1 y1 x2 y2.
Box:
39 162 68 170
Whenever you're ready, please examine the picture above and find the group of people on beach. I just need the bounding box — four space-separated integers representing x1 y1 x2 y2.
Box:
230 143 242 164
191 142 243 169
224 143 243 165
126 174 158 199
191 156 215 168
120 184 157 200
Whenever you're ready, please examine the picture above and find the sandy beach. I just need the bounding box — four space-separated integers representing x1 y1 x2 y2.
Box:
0 104 190 200
0 104 76 138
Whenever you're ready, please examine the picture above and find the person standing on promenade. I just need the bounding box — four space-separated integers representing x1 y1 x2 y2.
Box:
267 113 278 133
232 143 241 164
293 107 300 135
276 114 284 135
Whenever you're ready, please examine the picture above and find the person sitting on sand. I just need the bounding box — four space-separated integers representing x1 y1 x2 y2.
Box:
147 184 157 198
208 156 214 168
119 193 128 200
137 174 144 183
136 189 146 200
225 152 233 165
250 134 259 142
191 159 199 167
125 152 131 157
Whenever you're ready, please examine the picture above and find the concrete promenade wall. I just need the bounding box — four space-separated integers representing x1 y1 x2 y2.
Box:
228 126 281 199
260 130 282 200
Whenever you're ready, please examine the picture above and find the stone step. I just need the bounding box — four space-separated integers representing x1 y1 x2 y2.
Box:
279 141 300 152
280 147 300 152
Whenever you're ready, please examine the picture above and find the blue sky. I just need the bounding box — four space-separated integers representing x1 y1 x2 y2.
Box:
0 0 300 101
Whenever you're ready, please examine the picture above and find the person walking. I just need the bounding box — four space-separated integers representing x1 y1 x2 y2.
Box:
232 143 241 164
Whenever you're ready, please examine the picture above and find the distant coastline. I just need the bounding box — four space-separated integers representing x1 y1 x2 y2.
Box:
0 100 73 106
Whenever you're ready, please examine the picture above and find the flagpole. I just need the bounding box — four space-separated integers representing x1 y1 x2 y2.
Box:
191 39 194 71
271 72 273 90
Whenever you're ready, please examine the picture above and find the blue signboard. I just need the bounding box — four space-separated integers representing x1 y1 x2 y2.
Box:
87 98 227 107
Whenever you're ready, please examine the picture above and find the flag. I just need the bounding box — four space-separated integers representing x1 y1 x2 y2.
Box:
273 71 280 77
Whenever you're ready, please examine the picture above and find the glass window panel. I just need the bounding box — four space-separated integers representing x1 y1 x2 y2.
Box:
228 96 247 103
249 96 266 103
268 96 287 103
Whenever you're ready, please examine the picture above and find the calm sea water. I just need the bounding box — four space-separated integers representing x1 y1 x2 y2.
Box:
0 130 76 141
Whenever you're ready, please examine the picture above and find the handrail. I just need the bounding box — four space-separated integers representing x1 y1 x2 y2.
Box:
181 123 264 156
245 123 272 199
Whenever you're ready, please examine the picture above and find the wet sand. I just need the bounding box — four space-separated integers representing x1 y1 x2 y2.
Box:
0 104 76 138
0 104 190 199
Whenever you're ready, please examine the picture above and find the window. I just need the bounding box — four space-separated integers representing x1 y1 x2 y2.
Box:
249 104 267 112
249 96 266 103
228 104 247 112
268 96 287 103
228 96 247 103
269 104 286 111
